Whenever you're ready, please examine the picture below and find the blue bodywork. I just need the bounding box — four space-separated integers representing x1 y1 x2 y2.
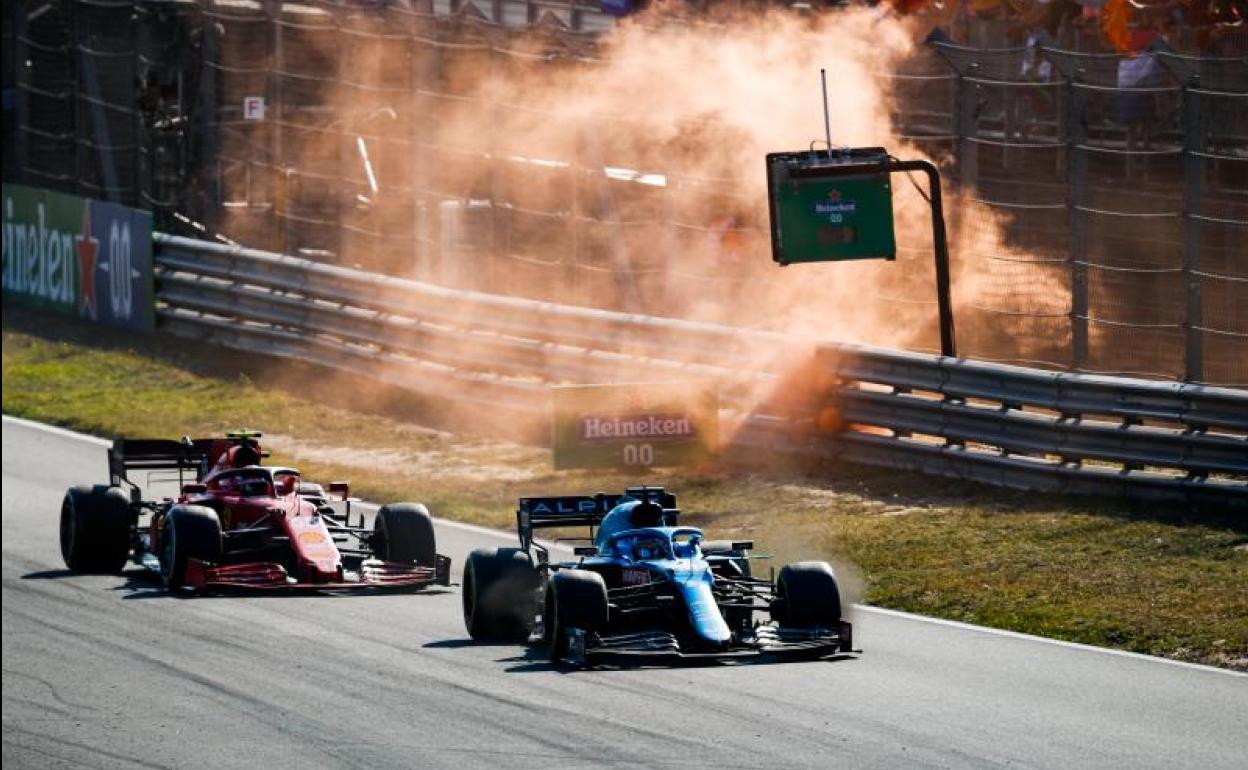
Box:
515 487 852 664
582 500 732 649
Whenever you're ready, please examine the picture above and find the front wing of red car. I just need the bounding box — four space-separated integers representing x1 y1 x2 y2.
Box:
183 555 452 592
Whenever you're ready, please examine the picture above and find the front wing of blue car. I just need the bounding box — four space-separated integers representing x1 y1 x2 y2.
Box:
559 620 855 667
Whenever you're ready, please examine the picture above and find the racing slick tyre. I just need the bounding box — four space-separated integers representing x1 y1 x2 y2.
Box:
544 570 609 665
771 561 842 628
160 505 223 589
462 548 540 641
373 503 437 567
60 485 132 574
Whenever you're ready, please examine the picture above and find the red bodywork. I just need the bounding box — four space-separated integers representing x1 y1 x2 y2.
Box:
155 438 440 592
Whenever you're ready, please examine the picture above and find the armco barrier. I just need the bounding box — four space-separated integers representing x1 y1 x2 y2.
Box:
153 233 1248 509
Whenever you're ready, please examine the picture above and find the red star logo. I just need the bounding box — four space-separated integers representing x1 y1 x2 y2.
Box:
828 189 842 202
76 204 98 319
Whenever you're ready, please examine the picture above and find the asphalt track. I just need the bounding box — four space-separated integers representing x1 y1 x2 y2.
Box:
3 417 1246 770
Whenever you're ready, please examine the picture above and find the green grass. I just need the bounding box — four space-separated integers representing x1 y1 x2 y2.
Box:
4 307 1246 670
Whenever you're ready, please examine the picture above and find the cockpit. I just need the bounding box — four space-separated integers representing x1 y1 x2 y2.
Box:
606 528 704 562
209 468 274 498
613 532 672 561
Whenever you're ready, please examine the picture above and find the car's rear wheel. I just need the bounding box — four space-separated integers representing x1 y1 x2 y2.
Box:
160 505 223 589
60 485 132 574
544 570 609 665
462 548 540 641
771 561 842 628
372 503 436 567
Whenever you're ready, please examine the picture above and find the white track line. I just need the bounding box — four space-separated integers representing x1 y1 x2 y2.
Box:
355 501 528 543
7 414 1243 677
2 414 114 447
853 605 1246 678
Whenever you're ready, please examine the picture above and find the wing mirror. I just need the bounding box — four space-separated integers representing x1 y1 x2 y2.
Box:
276 475 298 495
181 483 207 495
731 540 754 551
573 546 598 557
327 481 350 501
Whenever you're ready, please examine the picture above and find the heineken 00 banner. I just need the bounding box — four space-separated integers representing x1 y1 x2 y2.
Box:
2 184 154 332
552 382 718 470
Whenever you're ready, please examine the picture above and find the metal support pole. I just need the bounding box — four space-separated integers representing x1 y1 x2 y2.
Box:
1066 79 1089 369
14 2 29 185
954 66 979 189
410 14 429 278
132 1 143 211
568 126 583 305
1182 83 1206 382
487 29 503 294
72 0 84 196
820 68 832 158
780 157 957 358
335 5 346 263
198 9 219 232
894 159 957 358
268 2 286 255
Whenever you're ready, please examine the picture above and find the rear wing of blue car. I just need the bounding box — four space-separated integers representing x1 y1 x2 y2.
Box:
516 486 676 553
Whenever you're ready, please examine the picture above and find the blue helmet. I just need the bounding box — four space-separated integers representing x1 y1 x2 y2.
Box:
594 499 666 550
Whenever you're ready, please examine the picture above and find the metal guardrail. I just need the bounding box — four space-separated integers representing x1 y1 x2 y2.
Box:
154 233 1248 509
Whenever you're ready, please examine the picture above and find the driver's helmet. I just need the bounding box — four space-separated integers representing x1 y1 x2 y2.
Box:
228 443 261 468
210 442 261 476
631 534 668 561
596 499 643 546
237 476 270 498
596 499 655 549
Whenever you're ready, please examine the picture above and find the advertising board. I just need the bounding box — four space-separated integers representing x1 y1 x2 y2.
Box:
552 382 718 470
766 148 897 264
2 184 154 332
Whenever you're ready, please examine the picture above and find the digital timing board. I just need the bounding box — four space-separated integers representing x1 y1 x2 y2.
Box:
766 148 897 265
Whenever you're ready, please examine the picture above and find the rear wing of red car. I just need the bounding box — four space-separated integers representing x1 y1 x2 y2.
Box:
516 486 676 552
108 437 216 489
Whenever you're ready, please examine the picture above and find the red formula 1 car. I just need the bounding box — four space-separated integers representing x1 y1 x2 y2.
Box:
58 430 450 592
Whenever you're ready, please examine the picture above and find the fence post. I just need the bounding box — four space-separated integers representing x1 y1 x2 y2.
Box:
335 6 346 264
411 15 433 279
568 124 583 304
72 0 84 197
487 28 505 294
1182 81 1206 382
198 9 219 233
267 2 286 255
1066 78 1089 369
954 65 978 188
132 1 142 211
14 1 28 184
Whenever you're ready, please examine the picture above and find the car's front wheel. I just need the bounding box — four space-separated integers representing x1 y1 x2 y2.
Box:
160 505 222 589
372 503 436 567
544 570 609 665
771 561 842 628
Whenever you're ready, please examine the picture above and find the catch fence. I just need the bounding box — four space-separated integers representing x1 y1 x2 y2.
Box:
916 33 1248 388
5 1 1247 387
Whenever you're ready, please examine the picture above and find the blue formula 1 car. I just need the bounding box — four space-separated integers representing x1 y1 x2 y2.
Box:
461 487 855 666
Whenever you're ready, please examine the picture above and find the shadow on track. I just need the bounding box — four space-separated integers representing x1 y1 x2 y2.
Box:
20 569 78 580
22 567 456 600
423 635 862 675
